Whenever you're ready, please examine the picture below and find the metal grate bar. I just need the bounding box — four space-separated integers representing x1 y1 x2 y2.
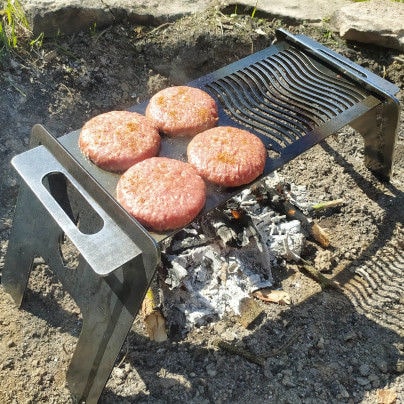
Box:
250 62 328 124
207 48 369 152
240 65 322 127
223 75 302 143
257 58 341 118
232 70 311 137
208 79 295 149
277 51 358 110
286 49 367 103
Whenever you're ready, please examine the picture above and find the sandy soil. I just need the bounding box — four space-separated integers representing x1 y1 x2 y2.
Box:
0 6 403 403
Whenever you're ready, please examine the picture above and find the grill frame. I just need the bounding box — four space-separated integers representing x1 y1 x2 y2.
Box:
2 28 400 403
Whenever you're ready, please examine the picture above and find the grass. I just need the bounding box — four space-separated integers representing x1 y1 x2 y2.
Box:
0 0 30 55
251 1 259 19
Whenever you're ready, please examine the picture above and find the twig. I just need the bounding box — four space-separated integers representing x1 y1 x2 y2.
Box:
59 83 73 97
143 22 174 38
4 75 26 97
393 55 404 64
116 340 129 368
310 222 330 248
311 199 344 211
270 330 302 356
300 258 342 291
282 235 341 291
214 339 265 367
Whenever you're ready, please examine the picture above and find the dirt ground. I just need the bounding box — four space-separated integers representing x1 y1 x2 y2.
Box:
0 5 403 403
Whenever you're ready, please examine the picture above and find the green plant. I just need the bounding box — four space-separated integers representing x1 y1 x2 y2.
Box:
29 31 44 48
89 21 97 37
251 1 259 18
0 0 30 53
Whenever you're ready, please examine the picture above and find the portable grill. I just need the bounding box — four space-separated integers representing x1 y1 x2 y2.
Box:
2 29 400 403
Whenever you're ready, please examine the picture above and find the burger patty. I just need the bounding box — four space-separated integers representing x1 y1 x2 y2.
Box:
79 110 160 172
187 126 267 187
145 86 218 137
116 157 206 232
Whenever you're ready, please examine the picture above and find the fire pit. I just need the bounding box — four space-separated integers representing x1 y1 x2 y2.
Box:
2 28 400 403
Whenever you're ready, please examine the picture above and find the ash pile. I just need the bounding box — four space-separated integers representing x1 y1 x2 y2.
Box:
156 174 315 336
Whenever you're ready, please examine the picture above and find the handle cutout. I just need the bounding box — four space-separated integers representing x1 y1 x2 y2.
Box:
42 172 104 235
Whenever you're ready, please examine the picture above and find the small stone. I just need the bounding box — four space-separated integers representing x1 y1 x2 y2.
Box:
359 363 370 377
206 364 217 377
396 360 404 374
281 375 296 387
331 0 404 51
314 250 333 272
7 340 16 348
357 376 370 386
339 385 350 398
316 337 325 350
375 360 389 373
33 257 45 265
344 331 357 342
368 373 380 388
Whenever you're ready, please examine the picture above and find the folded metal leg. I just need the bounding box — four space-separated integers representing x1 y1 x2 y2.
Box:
3 176 153 404
2 183 53 306
64 256 149 403
351 98 400 181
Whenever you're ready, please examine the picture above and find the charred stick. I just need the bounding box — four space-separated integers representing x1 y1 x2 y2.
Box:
282 235 341 291
300 258 342 291
214 339 265 367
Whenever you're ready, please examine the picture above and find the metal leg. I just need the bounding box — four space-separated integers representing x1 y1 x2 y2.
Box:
2 184 48 306
64 257 149 403
351 99 400 181
3 181 153 404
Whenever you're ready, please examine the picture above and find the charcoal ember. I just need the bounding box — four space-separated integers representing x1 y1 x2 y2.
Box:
165 227 209 254
202 209 244 247
213 221 238 246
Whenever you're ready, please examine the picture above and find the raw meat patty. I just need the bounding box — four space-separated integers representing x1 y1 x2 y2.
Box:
145 86 218 137
116 157 206 232
187 126 267 187
79 110 160 172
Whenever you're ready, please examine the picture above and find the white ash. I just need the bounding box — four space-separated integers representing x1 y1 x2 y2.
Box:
264 174 313 214
231 187 305 261
163 243 271 330
161 176 309 331
289 184 313 213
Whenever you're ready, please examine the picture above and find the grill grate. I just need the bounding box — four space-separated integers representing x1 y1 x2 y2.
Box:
205 48 368 152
